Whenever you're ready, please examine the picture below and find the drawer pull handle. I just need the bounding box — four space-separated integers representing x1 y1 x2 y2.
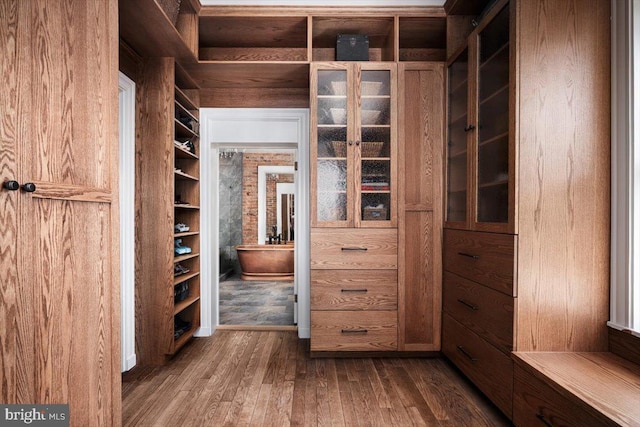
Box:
341 247 368 252
458 252 479 259
341 289 368 293
457 299 479 311
456 345 478 362
536 413 553 427
341 329 368 334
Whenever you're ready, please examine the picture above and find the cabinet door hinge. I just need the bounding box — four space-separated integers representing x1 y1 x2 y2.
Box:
294 294 298 303
294 161 298 171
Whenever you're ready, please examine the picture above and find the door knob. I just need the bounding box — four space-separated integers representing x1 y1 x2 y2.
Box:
3 180 20 191
21 182 36 193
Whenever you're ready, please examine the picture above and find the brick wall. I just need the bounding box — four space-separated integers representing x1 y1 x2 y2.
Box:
242 152 294 244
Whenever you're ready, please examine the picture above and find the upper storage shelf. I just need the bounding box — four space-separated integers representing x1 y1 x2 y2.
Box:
119 0 199 61
196 6 446 66
199 16 308 61
312 16 395 62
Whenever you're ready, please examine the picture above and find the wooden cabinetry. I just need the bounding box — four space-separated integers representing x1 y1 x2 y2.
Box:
442 0 611 419
310 228 398 352
0 0 120 422
311 62 397 228
135 59 201 365
397 63 445 351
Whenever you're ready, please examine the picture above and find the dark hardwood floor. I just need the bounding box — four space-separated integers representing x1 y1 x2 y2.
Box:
122 331 510 426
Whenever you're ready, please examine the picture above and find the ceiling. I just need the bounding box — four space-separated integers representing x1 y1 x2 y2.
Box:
200 0 445 6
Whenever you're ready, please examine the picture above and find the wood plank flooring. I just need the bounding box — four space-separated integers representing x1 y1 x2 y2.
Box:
122 331 510 426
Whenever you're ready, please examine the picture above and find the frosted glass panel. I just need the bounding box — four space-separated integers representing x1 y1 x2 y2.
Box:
361 160 390 221
317 159 347 222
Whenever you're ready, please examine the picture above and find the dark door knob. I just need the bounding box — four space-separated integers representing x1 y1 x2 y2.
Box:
3 180 20 191
21 182 36 193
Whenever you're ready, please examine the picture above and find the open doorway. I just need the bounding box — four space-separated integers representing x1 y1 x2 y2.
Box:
199 108 310 338
218 149 297 326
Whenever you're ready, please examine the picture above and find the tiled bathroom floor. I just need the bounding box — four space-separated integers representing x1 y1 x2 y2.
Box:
219 275 295 325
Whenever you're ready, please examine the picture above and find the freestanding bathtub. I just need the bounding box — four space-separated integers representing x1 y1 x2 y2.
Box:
234 244 294 281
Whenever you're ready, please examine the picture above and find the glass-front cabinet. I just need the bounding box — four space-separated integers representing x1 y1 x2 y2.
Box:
445 1 513 233
311 63 396 228
446 48 469 226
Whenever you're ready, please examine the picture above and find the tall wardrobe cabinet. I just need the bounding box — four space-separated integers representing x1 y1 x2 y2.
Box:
0 0 121 424
442 0 610 419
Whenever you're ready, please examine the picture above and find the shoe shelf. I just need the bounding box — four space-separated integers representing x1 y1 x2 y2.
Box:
175 231 199 238
174 252 200 264
174 271 200 285
172 325 197 354
174 170 199 181
174 295 201 316
174 204 200 210
174 142 199 160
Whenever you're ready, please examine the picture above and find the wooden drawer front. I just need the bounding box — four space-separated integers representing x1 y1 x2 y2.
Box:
443 229 516 296
311 270 397 310
311 311 397 351
442 313 513 418
513 364 615 427
443 271 514 354
311 228 398 270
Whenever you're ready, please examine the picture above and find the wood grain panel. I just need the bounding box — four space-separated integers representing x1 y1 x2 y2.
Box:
135 57 176 365
0 0 30 404
311 311 397 351
7 0 120 423
442 313 513 418
199 47 308 61
446 15 474 59
199 16 308 48
310 228 397 270
311 269 397 310
199 88 309 108
513 352 640 427
183 62 310 89
26 199 114 425
609 327 640 366
516 0 610 352
400 212 440 351
399 64 444 210
443 272 514 354
443 229 516 296
200 6 446 17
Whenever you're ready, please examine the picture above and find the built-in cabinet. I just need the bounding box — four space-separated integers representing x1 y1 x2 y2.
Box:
442 0 611 420
311 63 397 228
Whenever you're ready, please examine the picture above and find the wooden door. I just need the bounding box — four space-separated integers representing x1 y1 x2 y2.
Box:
0 1 121 425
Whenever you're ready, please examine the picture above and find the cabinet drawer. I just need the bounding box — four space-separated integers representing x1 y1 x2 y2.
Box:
513 363 615 427
311 270 397 310
311 310 397 351
443 229 516 296
311 228 397 270
442 313 513 418
443 271 514 354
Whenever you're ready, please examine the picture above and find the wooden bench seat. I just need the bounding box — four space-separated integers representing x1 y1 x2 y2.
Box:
512 352 640 426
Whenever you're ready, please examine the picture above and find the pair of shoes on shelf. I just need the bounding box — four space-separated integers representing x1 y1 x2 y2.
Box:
174 318 192 339
174 263 190 277
174 239 192 255
174 281 189 302
175 223 190 232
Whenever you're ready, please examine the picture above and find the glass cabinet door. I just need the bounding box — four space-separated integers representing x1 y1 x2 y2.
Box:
475 3 510 225
358 68 393 224
446 48 469 225
314 68 350 225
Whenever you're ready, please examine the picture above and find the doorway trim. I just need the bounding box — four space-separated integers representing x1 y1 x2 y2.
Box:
200 108 310 338
118 72 136 372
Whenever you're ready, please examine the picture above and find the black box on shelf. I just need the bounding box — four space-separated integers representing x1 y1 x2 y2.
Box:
336 34 369 61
